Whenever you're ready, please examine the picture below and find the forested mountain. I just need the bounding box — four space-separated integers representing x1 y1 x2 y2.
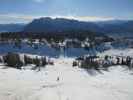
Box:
96 20 133 37
23 17 133 37
0 18 133 37
23 17 101 33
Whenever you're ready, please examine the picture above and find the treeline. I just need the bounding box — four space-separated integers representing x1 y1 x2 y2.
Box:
73 55 133 71
0 30 113 43
0 53 54 70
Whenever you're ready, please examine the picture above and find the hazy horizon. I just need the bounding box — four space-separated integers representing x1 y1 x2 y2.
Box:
0 0 133 24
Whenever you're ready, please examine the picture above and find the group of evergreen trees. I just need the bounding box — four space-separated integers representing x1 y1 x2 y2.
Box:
0 31 113 44
24 55 47 67
2 53 49 69
74 55 133 71
3 53 23 69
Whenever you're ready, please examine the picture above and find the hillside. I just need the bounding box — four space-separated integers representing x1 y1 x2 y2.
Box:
0 56 133 100
0 18 133 37
23 18 133 37
0 24 26 32
23 17 101 33
96 20 133 37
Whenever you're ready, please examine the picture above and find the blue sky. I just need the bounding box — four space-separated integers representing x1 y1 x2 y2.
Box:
0 0 133 23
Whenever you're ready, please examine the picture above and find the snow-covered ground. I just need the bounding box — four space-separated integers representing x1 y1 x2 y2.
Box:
0 56 133 100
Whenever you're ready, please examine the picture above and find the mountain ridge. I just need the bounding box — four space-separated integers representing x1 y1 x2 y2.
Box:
0 23 26 32
0 17 133 37
23 17 133 37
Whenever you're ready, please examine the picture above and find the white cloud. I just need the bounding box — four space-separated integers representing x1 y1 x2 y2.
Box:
46 15 115 22
0 14 35 24
75 16 115 22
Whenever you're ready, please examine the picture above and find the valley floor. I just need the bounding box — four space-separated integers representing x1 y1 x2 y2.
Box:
0 57 133 100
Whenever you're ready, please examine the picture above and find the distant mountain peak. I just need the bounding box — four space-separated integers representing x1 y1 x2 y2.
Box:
23 17 100 33
0 23 26 32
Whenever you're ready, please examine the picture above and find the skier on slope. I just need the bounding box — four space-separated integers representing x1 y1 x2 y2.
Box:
57 76 60 81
